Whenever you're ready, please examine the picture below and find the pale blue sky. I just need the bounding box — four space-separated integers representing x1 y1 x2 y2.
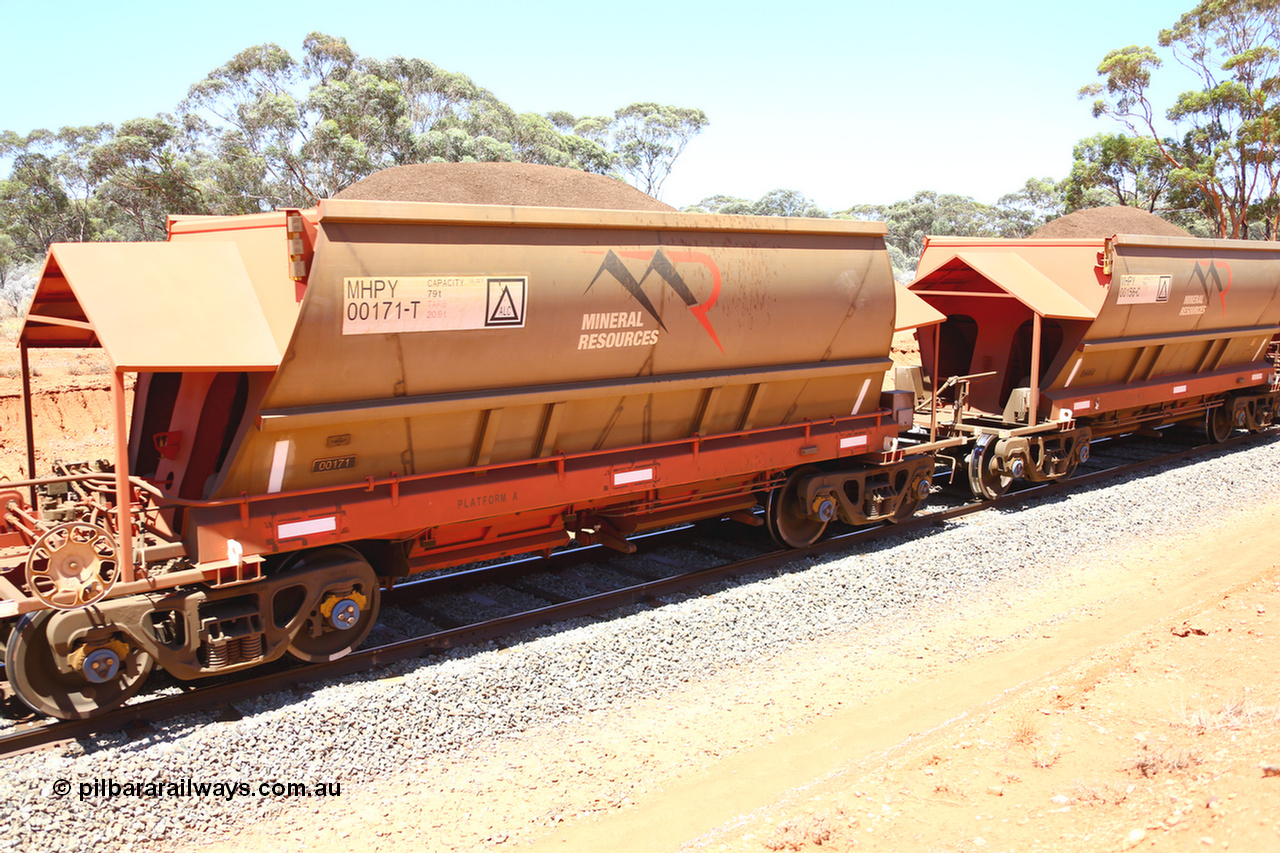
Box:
0 0 1200 209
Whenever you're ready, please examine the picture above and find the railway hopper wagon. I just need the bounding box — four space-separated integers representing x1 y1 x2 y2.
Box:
0 200 939 719
908 234 1280 498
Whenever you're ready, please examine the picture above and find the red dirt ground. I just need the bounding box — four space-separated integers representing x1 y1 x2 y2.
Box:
0 323 125 482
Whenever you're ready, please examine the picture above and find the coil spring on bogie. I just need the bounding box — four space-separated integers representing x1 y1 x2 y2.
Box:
239 634 264 661
863 485 896 519
201 634 265 669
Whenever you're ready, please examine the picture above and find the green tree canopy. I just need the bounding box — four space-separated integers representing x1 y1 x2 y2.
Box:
843 186 1064 281
1063 132 1174 212
995 178 1066 236
0 32 708 287
1080 0 1280 238
611 103 708 197
684 189 828 218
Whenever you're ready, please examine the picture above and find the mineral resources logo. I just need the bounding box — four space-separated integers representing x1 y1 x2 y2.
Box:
1190 259 1231 315
583 249 724 352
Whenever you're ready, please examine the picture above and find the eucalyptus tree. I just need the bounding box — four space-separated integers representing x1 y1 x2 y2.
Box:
182 41 311 206
994 177 1065 236
365 55 496 139
611 103 708 198
683 193 754 214
87 116 212 241
684 189 828 218
1063 132 1174 212
848 192 1003 257
183 34 634 198
298 35 411 197
1 32 710 273
843 191 1040 281
0 126 112 259
182 33 418 205
537 114 614 174
1080 0 1280 238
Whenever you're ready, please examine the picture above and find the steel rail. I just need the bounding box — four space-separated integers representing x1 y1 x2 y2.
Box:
0 429 1271 757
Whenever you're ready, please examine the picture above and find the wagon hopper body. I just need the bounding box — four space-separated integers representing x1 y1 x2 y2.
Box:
909 234 1280 498
1 199 937 718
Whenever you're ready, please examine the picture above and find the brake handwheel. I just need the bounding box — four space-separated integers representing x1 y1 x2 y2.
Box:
25 522 120 610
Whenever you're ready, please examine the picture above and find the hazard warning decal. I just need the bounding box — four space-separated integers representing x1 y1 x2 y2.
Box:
342 276 526 334
485 278 526 327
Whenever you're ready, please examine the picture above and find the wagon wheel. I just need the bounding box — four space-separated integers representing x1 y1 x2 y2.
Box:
966 435 1012 501
25 522 119 610
286 551 381 663
891 474 933 522
765 466 828 549
1205 403 1233 444
1059 437 1090 481
5 611 153 720
1060 452 1081 480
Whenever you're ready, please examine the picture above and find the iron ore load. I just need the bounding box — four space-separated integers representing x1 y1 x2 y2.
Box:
0 166 936 718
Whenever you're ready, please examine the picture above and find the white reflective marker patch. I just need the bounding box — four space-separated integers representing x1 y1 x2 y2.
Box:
840 435 869 450
613 468 654 486
1064 358 1082 388
851 378 871 415
1073 400 1091 411
268 440 290 493
277 516 337 540
1173 384 1188 394
1253 373 1264 381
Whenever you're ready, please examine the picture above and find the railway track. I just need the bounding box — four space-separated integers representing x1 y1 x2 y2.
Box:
0 426 1269 757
